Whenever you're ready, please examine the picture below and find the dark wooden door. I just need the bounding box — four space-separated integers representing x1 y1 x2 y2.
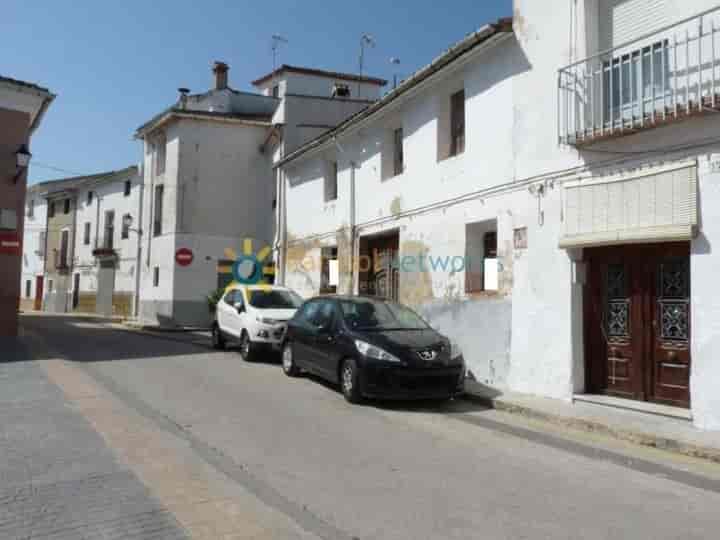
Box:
585 243 691 408
34 276 44 311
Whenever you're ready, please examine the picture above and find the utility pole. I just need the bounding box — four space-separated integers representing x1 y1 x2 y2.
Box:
359 34 375 98
271 34 289 72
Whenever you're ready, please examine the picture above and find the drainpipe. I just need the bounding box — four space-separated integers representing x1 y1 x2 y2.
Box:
333 136 357 295
133 171 144 319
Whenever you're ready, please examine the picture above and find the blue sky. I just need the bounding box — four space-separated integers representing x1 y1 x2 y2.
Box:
2 1 510 184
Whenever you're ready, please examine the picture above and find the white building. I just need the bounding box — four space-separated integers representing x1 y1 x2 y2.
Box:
19 184 47 311
135 62 386 327
277 1 720 431
72 167 142 317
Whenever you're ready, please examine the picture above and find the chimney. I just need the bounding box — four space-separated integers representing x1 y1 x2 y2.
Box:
178 87 190 109
213 61 229 90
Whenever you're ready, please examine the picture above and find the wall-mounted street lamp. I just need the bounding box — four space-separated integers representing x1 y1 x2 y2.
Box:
122 214 143 236
13 145 32 183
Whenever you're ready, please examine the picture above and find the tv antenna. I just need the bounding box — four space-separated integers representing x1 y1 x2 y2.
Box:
390 57 401 89
359 34 376 97
271 34 289 71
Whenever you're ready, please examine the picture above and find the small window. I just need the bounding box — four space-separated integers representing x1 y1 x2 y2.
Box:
104 210 115 249
393 128 404 176
0 208 18 230
272 85 279 98
153 266 160 287
83 222 91 245
38 231 46 257
48 201 55 218
153 185 164 237
27 199 34 219
63 199 71 214
122 214 131 239
25 280 31 298
124 180 132 197
155 134 167 176
87 191 93 205
324 161 338 202
450 89 466 157
465 220 498 293
321 247 339 294
48 279 53 293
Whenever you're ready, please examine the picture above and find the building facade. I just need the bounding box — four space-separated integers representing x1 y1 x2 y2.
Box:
19 184 47 312
277 1 720 431
0 75 54 336
135 62 385 327
72 167 142 317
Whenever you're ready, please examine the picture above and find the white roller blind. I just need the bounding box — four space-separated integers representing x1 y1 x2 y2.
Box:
560 164 697 248
599 0 669 51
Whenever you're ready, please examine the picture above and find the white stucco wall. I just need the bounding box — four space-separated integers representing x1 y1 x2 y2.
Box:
19 192 46 304
279 1 720 429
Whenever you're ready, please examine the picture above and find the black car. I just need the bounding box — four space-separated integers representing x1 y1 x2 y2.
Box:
281 295 465 403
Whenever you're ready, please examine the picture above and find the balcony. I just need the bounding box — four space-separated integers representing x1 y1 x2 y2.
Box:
559 6 720 146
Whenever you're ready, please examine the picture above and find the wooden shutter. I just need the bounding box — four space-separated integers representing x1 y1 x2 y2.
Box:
560 163 697 248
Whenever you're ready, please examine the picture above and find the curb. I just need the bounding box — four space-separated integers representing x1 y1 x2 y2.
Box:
460 392 720 464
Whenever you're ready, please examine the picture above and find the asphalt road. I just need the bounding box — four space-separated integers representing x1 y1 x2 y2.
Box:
7 313 720 540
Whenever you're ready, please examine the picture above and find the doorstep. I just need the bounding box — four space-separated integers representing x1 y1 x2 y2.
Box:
462 380 720 464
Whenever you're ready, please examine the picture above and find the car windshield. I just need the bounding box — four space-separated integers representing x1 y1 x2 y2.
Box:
339 298 429 330
248 289 303 309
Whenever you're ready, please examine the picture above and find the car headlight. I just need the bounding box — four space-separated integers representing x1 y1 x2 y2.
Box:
354 340 402 363
450 340 463 360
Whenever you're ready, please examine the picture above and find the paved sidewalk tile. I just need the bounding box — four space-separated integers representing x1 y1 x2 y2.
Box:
0 358 189 540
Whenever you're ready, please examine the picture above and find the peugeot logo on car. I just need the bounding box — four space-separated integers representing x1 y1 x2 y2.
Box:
417 349 438 361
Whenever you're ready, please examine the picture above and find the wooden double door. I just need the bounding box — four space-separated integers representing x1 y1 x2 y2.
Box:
585 243 691 408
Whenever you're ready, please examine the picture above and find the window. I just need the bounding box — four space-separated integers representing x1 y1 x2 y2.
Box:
104 210 115 249
25 280 31 298
124 180 132 197
153 266 160 287
27 199 34 219
602 40 670 126
321 247 339 294
59 230 69 268
272 85 279 98
450 89 466 157
121 213 131 239
465 220 498 293
153 185 164 236
324 161 338 202
155 134 167 176
87 191 93 205
48 279 53 293
393 128 404 176
83 222 91 245
0 208 18 230
48 201 55 218
224 290 237 306
296 299 335 330
63 199 71 214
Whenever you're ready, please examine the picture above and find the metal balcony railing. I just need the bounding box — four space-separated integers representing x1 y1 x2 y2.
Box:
559 6 720 146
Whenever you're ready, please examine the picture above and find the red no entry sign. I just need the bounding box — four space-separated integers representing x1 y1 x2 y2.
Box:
175 247 194 267
0 232 21 255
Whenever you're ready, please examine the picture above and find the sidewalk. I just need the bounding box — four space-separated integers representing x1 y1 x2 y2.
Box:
463 380 720 463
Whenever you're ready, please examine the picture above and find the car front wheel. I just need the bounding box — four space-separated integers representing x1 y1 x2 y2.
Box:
282 342 300 377
340 358 363 404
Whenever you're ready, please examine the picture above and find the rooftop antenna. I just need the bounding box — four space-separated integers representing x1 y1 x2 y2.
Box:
359 34 376 98
271 34 289 72
390 57 401 89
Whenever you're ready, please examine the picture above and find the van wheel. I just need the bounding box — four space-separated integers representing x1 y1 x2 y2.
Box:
340 358 362 404
239 331 256 362
212 324 226 350
282 341 300 376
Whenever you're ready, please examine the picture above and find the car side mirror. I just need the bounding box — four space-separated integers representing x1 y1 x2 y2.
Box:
234 303 245 314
